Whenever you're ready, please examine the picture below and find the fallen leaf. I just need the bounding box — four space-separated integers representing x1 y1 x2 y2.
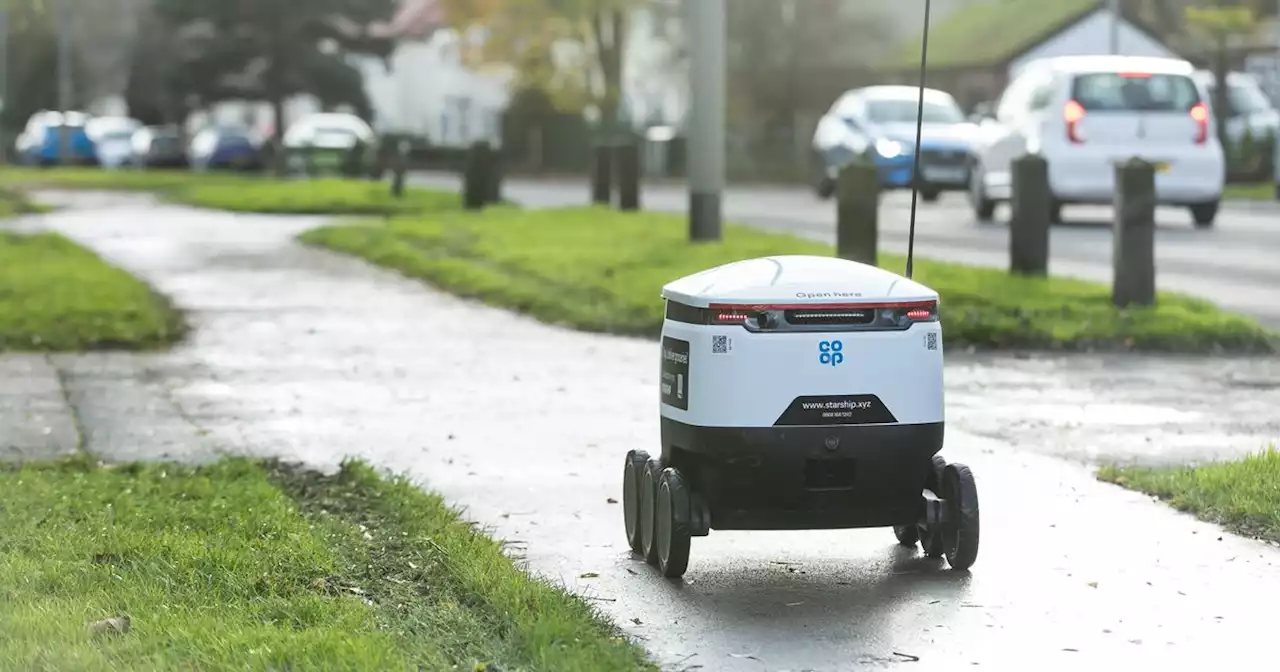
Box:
631 617 642 625
892 652 920 662
1087 582 1098 589
580 572 599 578
606 498 618 504
729 653 760 661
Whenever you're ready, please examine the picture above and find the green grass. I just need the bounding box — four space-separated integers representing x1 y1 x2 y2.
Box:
1224 182 1277 201
1098 445 1280 542
0 231 185 351
882 0 1096 69
298 206 1276 353
0 167 458 216
0 186 52 217
0 456 655 672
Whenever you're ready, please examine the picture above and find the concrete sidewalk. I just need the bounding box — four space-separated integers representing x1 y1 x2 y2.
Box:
4 190 1279 671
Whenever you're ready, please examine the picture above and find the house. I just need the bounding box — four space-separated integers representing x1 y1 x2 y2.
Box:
357 0 512 147
877 0 1180 109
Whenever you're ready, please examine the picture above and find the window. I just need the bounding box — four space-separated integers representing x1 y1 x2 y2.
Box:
1070 72 1201 112
1028 77 1056 111
864 98 965 124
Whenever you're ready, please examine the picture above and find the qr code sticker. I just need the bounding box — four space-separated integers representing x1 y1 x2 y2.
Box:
925 332 938 351
712 335 730 354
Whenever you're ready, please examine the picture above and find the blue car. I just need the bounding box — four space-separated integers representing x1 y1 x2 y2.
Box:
188 125 264 171
15 111 97 166
811 86 979 201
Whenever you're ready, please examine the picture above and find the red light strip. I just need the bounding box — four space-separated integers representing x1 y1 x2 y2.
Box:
709 300 936 311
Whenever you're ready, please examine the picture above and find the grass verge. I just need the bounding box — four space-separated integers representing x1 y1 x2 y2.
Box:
0 231 185 351
1224 182 1277 201
1098 446 1280 542
0 456 654 671
0 167 457 216
299 206 1276 353
0 186 52 217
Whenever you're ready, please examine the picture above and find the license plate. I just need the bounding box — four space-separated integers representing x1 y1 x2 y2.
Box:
922 166 967 183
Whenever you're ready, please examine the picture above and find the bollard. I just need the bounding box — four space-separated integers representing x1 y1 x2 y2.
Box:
1112 157 1156 308
484 147 504 205
390 140 408 199
591 144 613 205
616 138 641 211
1008 153 1051 276
463 140 493 210
835 158 880 266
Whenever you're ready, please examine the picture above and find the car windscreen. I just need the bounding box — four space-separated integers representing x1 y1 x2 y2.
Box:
1219 81 1273 115
1070 72 1201 112
864 99 965 124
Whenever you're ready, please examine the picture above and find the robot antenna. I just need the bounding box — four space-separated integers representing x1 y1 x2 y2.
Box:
905 0 932 280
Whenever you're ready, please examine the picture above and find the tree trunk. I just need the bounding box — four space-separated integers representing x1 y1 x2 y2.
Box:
593 7 626 144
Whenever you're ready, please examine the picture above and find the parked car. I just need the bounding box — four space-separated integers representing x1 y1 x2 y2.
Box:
130 126 188 168
15 111 97 166
86 116 144 168
188 125 263 171
1192 69 1280 147
968 54 1224 228
811 85 979 201
282 112 380 177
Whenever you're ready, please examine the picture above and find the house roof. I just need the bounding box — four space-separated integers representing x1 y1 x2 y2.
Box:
880 0 1102 70
367 0 446 40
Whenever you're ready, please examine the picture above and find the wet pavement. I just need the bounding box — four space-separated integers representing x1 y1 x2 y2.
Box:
3 191 1280 671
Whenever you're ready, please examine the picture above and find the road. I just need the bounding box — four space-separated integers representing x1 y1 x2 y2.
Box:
7 191 1279 672
410 172 1280 328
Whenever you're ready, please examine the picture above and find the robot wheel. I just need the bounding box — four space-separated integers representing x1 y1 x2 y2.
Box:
623 452 693 579
622 449 650 556
897 455 980 570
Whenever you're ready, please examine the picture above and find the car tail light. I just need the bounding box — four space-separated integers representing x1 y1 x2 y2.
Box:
1064 100 1086 144
1190 102 1209 145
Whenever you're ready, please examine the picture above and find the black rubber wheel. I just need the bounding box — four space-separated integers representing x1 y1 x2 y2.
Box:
816 176 836 200
893 525 919 546
921 187 941 203
656 468 692 579
622 449 650 555
639 457 664 566
941 463 980 571
925 454 946 495
1190 201 1218 228
968 162 997 221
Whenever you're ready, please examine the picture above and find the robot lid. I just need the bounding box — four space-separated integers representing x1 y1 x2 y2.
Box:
661 255 938 309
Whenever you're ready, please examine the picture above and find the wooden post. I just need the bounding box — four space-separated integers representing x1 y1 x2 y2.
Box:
590 144 613 205
463 140 493 210
1009 153 1051 276
616 138 641 211
1112 157 1156 308
835 159 880 266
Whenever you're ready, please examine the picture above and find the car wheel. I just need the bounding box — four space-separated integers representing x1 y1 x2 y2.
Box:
1190 201 1218 228
968 161 996 221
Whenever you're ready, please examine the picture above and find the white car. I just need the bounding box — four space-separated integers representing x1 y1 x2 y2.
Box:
969 55 1225 228
85 116 143 168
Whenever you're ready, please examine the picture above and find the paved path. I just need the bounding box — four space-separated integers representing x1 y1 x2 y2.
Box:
409 172 1280 328
3 192 1280 671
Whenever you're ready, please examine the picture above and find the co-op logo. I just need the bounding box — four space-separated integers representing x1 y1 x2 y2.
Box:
818 340 843 366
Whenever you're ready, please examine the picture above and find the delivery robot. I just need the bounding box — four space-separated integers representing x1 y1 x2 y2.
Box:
620 255 979 579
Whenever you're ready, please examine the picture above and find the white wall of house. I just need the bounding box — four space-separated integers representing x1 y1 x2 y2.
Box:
1008 9 1179 78
358 28 512 147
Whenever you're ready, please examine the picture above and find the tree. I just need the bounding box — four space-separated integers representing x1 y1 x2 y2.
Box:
149 0 399 168
440 0 645 140
0 0 87 131
1184 3 1255 148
